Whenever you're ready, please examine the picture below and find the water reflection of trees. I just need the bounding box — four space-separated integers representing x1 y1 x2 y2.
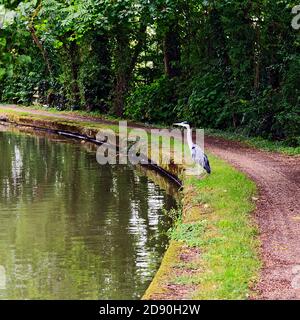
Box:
0 129 176 299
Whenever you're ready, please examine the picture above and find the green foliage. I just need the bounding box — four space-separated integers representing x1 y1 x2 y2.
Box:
0 0 299 145
125 76 178 123
177 70 229 128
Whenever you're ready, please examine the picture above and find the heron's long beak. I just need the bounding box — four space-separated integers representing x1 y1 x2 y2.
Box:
173 123 183 127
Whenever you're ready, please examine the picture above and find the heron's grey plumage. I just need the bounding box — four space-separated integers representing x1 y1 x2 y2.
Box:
191 145 211 174
173 122 211 174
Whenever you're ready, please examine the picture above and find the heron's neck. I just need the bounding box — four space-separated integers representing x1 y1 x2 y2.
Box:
186 126 193 150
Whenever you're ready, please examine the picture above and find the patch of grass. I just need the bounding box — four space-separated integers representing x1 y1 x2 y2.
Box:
180 154 261 299
146 153 260 300
12 104 162 128
206 128 300 156
0 108 120 133
170 220 208 247
173 274 200 285
30 104 120 121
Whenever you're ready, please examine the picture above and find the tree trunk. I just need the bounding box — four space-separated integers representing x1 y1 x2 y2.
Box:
163 22 181 78
29 1 52 76
113 72 128 117
60 39 81 108
112 23 147 116
68 41 80 106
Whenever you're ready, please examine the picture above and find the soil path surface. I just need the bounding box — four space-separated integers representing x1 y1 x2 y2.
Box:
1 104 300 299
205 136 300 300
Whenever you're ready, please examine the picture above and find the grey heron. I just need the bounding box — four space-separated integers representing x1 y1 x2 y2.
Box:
173 122 211 174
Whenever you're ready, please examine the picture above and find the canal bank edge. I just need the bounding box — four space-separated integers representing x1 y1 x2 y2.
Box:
0 108 261 300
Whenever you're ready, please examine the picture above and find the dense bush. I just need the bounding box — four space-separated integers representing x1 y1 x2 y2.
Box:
125 77 178 124
176 71 230 129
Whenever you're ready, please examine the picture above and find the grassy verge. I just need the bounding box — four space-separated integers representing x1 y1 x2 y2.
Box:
29 104 121 121
1 104 299 155
188 154 260 299
0 107 120 132
145 154 261 300
206 128 300 156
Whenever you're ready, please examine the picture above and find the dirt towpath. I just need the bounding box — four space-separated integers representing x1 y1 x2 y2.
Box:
1 104 300 299
205 136 300 300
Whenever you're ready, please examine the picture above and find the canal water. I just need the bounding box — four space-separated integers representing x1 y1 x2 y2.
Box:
0 125 177 300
